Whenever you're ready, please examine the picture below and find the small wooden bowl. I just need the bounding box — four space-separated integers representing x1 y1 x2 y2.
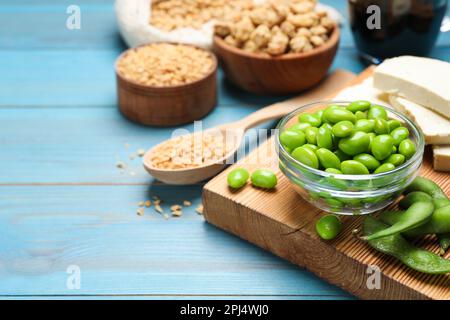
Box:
213 27 340 95
115 44 218 127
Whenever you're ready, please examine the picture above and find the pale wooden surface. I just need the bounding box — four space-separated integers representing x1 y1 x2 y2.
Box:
203 68 450 300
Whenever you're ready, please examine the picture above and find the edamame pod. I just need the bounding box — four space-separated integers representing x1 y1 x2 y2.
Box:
362 202 434 241
405 177 448 200
380 204 450 237
363 216 450 274
399 191 432 209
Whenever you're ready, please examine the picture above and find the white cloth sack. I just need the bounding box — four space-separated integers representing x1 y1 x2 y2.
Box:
115 0 344 49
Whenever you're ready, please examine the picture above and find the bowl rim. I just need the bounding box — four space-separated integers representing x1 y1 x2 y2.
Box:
115 42 218 90
213 25 340 61
276 100 425 181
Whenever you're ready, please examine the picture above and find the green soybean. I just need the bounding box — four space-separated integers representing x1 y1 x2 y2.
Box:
251 169 278 189
355 111 368 120
373 163 395 174
332 121 354 138
374 118 390 135
341 160 370 175
353 153 380 172
338 131 370 156
289 122 311 132
302 144 319 152
316 215 342 240
314 110 324 122
334 149 352 161
317 127 334 149
291 146 319 169
399 139 416 159
323 107 356 124
354 119 375 133
280 130 306 150
363 216 450 274
368 105 388 120
227 168 249 189
383 154 405 167
388 119 402 132
399 191 432 209
347 100 371 113
320 122 333 131
325 168 343 174
363 202 434 241
298 113 321 127
371 134 394 160
316 148 341 169
304 127 319 145
391 127 410 146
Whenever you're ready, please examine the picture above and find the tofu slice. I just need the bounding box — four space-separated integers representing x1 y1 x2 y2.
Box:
373 56 450 119
334 77 389 105
389 95 450 145
433 146 450 172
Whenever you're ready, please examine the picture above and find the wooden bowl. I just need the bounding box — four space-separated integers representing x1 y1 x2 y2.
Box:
115 44 218 127
213 27 340 95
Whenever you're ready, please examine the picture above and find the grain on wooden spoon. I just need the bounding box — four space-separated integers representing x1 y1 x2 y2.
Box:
143 70 355 185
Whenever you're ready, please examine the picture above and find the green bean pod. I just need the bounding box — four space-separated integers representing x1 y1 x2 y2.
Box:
398 191 432 209
380 204 450 237
363 216 450 274
405 177 448 200
363 202 434 241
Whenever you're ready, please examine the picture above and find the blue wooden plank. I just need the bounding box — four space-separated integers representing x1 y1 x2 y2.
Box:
0 47 448 108
0 185 352 298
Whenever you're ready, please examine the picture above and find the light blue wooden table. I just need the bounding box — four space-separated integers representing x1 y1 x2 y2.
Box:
1 0 449 299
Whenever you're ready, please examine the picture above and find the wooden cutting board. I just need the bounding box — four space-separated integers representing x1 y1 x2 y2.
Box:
203 67 450 300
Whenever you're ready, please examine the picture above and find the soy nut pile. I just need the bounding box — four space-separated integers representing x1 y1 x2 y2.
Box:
214 0 335 56
116 43 214 87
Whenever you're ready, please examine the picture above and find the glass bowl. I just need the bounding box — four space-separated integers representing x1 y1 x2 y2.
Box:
276 101 425 215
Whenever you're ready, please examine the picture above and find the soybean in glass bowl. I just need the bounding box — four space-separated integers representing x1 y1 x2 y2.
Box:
276 101 425 215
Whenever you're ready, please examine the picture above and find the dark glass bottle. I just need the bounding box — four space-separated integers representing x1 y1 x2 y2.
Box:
349 0 448 63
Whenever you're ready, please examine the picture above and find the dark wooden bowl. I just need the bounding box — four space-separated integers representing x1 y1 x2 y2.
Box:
213 26 340 95
115 44 218 127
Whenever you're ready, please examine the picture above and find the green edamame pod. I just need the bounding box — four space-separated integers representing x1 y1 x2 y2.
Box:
405 177 448 200
362 202 434 241
399 191 432 209
363 216 450 274
380 204 450 237
434 198 450 209
439 234 450 256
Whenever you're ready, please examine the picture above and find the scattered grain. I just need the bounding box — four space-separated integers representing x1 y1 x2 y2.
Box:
170 205 182 212
138 201 145 207
116 161 126 169
172 210 183 217
137 208 145 216
145 200 152 208
155 204 164 214
195 204 204 215
137 149 146 157
183 200 192 207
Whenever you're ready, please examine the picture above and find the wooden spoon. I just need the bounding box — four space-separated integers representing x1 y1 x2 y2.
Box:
143 70 356 185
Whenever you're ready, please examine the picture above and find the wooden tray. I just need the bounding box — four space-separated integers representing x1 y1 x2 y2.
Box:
203 67 450 300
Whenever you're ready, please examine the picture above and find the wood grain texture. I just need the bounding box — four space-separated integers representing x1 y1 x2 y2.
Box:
203 68 450 300
213 27 340 94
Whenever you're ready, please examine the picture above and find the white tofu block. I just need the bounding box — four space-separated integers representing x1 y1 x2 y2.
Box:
389 95 450 145
373 56 450 119
433 146 450 172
